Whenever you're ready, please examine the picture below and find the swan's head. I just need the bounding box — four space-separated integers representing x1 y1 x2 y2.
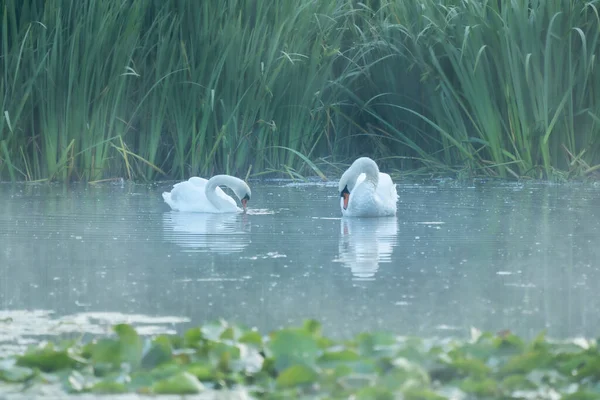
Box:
234 182 251 212
339 178 351 210
338 157 379 210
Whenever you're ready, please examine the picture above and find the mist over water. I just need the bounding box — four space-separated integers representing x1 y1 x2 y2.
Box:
1 180 599 341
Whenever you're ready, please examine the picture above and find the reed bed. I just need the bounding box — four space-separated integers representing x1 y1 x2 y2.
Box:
342 0 600 179
1 0 599 182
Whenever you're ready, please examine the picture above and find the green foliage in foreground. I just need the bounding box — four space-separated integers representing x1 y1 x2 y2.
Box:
2 0 600 182
2 320 600 399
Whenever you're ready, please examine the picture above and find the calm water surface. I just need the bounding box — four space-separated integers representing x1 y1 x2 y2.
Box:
0 179 599 341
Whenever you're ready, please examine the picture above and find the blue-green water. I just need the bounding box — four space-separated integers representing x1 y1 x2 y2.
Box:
0 179 599 341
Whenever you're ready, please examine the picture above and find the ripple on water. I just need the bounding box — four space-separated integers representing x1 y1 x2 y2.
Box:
1 181 600 340
245 208 276 215
162 211 251 254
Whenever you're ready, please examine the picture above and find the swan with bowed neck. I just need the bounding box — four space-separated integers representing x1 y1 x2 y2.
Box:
162 175 251 213
338 157 398 217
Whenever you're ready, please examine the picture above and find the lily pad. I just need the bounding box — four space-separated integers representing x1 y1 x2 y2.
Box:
318 349 360 366
90 380 128 394
354 386 395 400
0 319 598 398
151 371 205 394
267 329 320 372
186 362 217 381
355 332 397 358
16 344 79 372
141 335 173 369
0 364 34 382
276 364 319 388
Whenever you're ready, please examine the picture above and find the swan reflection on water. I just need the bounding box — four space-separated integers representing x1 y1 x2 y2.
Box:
162 211 251 254
335 217 399 280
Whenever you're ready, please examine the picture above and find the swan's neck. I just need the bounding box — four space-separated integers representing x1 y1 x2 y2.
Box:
205 175 239 210
355 160 379 189
362 170 378 187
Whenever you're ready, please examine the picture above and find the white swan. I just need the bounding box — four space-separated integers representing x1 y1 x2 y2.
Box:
162 175 251 213
338 157 398 217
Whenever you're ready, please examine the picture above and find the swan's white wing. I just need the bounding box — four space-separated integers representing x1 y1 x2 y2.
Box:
173 181 209 206
163 179 217 212
187 177 209 187
166 177 207 202
377 173 398 206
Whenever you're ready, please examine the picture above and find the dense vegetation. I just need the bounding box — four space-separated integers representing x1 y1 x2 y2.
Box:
1 0 599 182
1 320 600 398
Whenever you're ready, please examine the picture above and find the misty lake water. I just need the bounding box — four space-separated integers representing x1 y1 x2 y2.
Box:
1 179 599 347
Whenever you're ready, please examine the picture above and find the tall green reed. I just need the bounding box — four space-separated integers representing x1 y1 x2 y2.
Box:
1 1 148 181
2 0 600 182
1 1 45 181
158 0 351 179
1 0 352 181
355 0 600 178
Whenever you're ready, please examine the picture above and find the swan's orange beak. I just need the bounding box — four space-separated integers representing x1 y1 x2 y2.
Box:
241 198 248 212
342 192 349 210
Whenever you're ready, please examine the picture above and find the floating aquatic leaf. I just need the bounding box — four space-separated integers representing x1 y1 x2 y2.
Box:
563 390 600 400
0 364 34 382
302 319 322 337
353 385 395 400
85 338 120 367
396 341 429 364
501 374 537 391
355 332 397 358
380 358 430 391
208 342 241 372
187 362 217 381
329 357 378 378
267 329 320 372
0 320 599 398
16 344 80 372
318 349 360 366
275 364 319 388
114 323 143 368
85 324 144 371
239 330 263 347
127 370 156 392
90 380 128 394
183 327 204 348
337 373 375 390
461 332 524 360
147 362 184 380
151 371 204 394
566 350 600 380
141 335 172 369
495 332 526 353
404 388 449 400
446 355 491 379
219 324 249 341
500 349 552 376
459 377 499 397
